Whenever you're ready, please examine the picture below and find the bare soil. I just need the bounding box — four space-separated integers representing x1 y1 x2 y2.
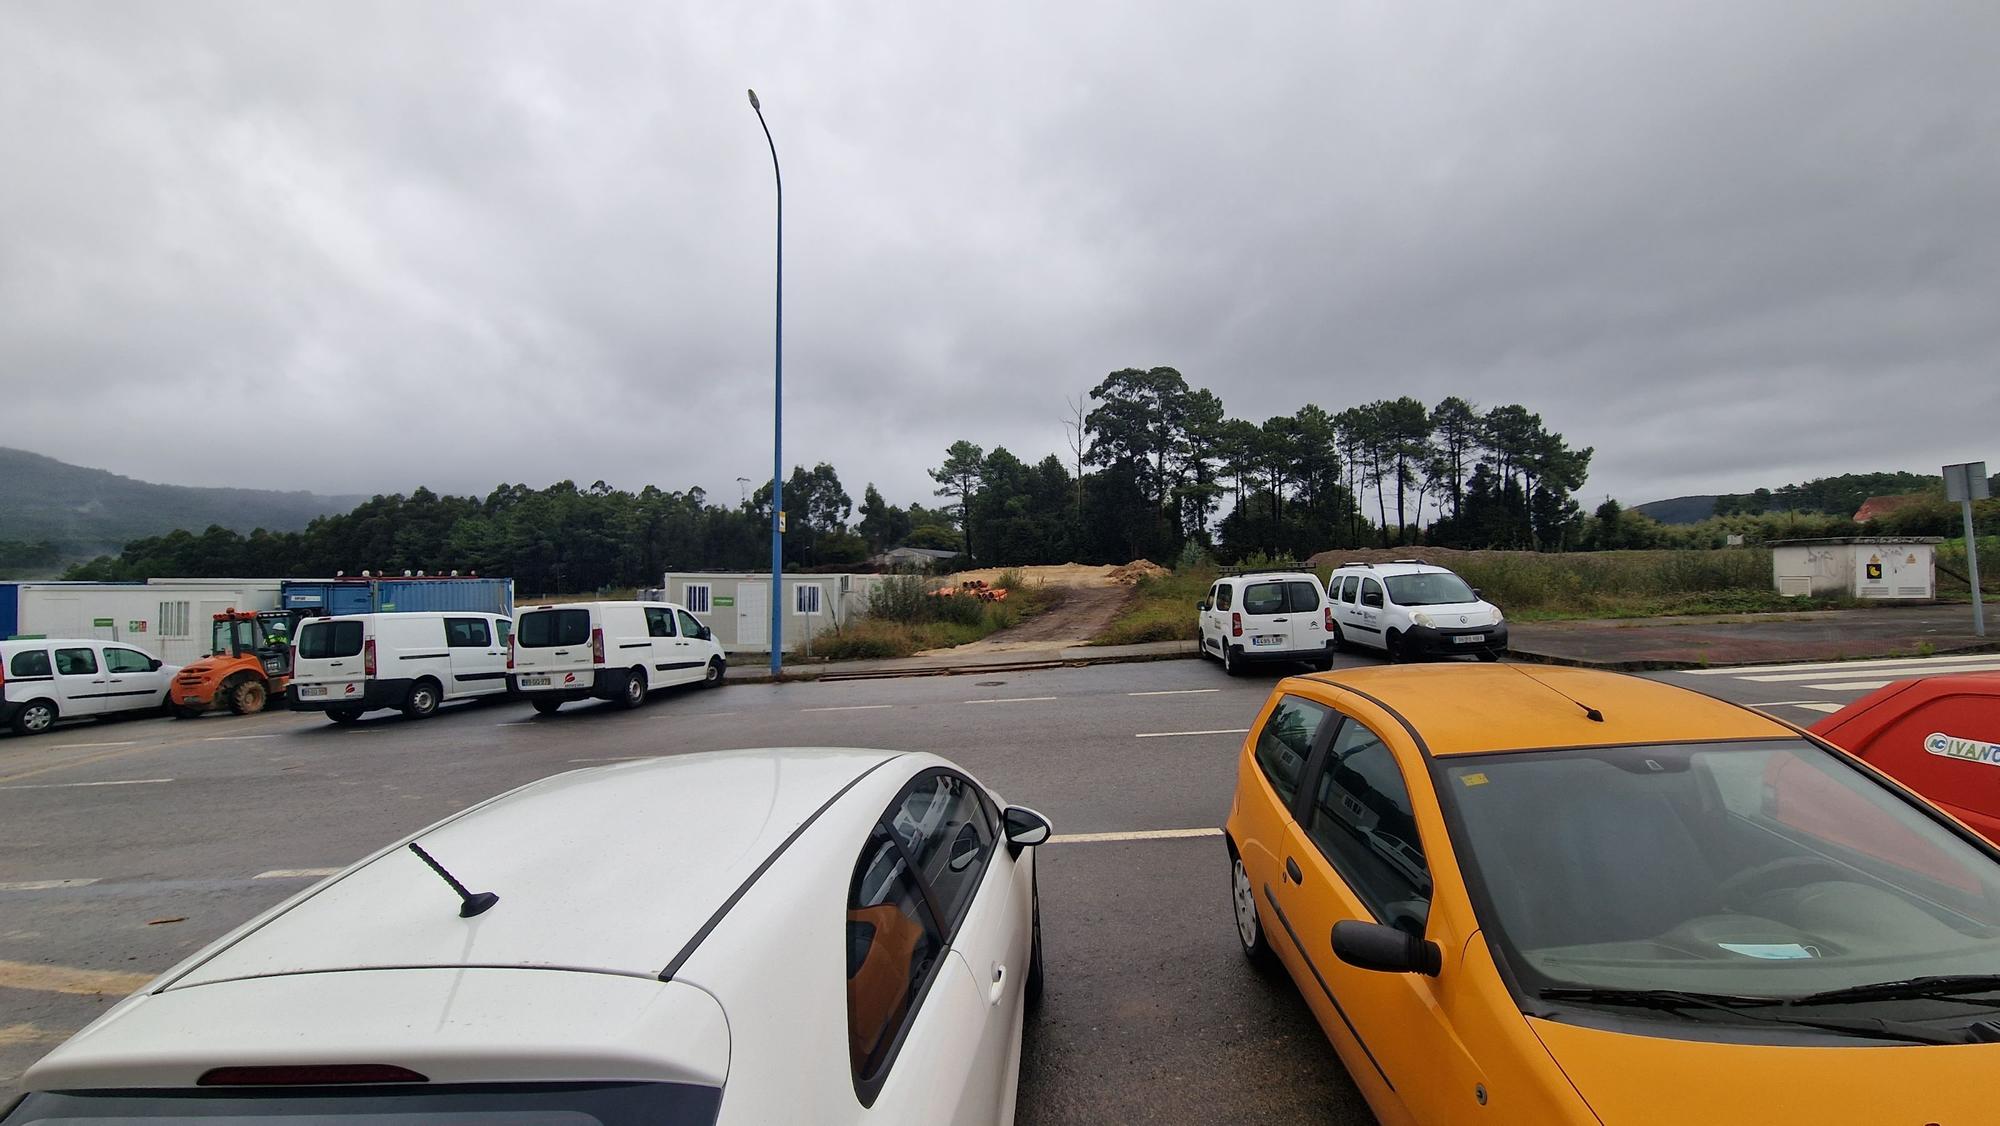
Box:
915 563 1157 655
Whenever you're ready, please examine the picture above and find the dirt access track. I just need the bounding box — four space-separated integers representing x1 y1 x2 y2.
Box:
915 562 1165 656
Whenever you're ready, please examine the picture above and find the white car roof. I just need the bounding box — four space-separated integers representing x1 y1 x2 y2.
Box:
157 748 905 991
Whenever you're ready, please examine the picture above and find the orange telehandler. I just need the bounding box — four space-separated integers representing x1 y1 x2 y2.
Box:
169 609 305 716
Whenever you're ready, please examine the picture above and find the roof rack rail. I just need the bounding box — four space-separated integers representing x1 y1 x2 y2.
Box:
1337 561 1374 568
1217 564 1309 577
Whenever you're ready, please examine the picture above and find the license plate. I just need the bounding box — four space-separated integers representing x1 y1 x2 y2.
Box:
298 685 328 698
1251 635 1284 647
1453 634 1485 645
520 676 552 688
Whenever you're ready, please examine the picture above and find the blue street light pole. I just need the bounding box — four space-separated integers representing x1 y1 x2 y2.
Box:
749 89 783 677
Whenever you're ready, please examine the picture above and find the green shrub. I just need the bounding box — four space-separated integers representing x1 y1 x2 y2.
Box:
991 569 1026 591
867 574 936 623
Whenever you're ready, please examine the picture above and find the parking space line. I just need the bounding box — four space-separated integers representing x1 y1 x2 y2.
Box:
1134 728 1249 739
1682 653 2000 676
801 704 894 712
1127 688 1221 697
0 879 99 892
0 778 173 791
47 741 137 750
203 734 279 742
254 868 341 879
962 696 1059 705
0 958 155 996
1747 700 1823 707
1050 827 1223 844
494 720 538 726
1794 703 1844 714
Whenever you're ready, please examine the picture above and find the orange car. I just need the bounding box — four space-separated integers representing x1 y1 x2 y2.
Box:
1225 664 2000 1125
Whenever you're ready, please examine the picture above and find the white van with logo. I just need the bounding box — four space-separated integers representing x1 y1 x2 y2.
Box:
0 638 179 736
1196 569 1335 675
1324 560 1507 662
288 613 513 723
510 601 724 714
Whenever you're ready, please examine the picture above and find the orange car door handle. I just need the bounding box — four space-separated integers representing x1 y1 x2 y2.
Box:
1284 857 1303 883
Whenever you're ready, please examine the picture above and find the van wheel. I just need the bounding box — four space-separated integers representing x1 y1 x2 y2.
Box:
11 699 57 736
226 677 268 715
531 697 564 715
1329 622 1348 652
326 707 362 725
1223 645 1243 677
618 668 648 709
1385 630 1408 663
402 679 441 719
703 658 726 688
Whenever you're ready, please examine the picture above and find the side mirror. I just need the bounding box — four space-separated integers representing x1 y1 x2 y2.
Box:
150 658 163 671
1197 601 1209 612
1332 920 1441 976
699 626 714 641
1472 589 1483 600
1003 806 1052 851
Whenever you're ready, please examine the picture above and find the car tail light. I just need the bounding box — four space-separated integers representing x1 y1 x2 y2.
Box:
1325 606 1335 631
506 638 515 670
1231 612 1242 638
198 1064 427 1087
363 638 377 678
592 628 605 664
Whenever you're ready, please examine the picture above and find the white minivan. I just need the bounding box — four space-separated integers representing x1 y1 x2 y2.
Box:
511 601 724 714
288 613 513 724
1196 569 1336 675
1 638 180 736
1324 560 1508 662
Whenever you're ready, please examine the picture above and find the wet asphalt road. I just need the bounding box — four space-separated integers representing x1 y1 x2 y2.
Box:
0 651 1907 1119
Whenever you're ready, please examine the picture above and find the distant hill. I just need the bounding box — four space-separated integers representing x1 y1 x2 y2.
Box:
0 447 363 567
1632 495 1720 524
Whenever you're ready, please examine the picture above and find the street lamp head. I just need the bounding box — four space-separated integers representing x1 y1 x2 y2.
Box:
747 89 760 110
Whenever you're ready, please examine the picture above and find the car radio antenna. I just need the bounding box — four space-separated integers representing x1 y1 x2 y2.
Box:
408 842 499 917
1505 664 1604 723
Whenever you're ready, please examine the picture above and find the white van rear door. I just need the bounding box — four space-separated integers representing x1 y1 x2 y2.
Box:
1236 581 1292 653
294 618 367 701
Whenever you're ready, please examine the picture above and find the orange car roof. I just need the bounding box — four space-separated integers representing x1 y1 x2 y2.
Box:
1295 664 1795 756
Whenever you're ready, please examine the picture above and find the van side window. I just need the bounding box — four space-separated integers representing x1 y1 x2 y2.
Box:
1215 584 1233 611
445 618 491 648
299 621 364 659
1341 576 1358 603
645 607 677 638
55 648 98 676
1253 695 1332 808
104 648 154 674
1361 578 1384 608
676 610 704 637
9 650 52 678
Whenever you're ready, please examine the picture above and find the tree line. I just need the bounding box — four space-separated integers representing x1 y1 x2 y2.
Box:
66 367 1599 591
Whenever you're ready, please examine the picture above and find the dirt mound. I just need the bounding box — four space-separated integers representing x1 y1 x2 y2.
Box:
1106 559 1168 584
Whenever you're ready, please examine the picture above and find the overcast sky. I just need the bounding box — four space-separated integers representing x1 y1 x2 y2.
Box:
3 2 1996 516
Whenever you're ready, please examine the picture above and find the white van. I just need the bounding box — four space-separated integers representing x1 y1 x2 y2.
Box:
511 601 725 714
1196 569 1335 675
288 612 513 723
1 638 180 736
1323 560 1507 662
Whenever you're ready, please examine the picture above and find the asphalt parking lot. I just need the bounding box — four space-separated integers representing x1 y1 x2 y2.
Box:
0 651 1947 1119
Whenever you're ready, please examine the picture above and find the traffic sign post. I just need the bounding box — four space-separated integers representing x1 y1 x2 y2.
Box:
1944 461 1989 638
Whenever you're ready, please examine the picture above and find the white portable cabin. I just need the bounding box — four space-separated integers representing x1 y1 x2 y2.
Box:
1769 537 1942 601
1 579 284 666
656 572 888 654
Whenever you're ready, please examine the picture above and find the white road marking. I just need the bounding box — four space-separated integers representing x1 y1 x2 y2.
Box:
1737 660 2000 684
567 756 651 763
1795 703 1844 714
1747 700 1825 707
0 879 98 892
1682 653 2000 676
203 734 279 742
1127 688 1221 697
801 704 895 712
494 720 538 726
962 696 1059 705
1050 827 1224 844
254 868 340 879
47 741 137 750
0 778 173 791
1809 680 1896 692
1135 728 1250 739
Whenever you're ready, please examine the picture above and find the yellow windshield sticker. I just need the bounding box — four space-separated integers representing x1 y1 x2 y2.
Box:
1461 772 1489 787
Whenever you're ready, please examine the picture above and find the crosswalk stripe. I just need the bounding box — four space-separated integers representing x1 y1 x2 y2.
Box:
1736 660 2000 684
1682 653 2000 676
1808 680 1896 692
1794 703 1844 714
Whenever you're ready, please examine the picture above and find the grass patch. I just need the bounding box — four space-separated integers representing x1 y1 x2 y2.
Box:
1092 566 1215 646
804 579 1064 660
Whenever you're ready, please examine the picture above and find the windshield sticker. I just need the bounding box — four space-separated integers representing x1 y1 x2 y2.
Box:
1718 942 1818 960
1925 732 2000 766
1460 772 1490 787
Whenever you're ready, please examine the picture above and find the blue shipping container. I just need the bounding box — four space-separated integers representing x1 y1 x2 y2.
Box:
0 583 18 639
281 578 513 617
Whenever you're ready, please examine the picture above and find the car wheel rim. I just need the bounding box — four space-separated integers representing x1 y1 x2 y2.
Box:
1232 859 1257 946
629 678 644 702
26 707 52 732
706 663 720 683
415 691 433 712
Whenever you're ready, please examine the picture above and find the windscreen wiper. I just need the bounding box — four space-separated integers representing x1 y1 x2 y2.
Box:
1795 974 2000 1007
1538 986 1965 1045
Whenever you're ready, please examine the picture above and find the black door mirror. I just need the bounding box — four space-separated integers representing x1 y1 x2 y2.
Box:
1197 600 1209 612
699 626 714 641
1332 920 1441 976
1002 805 1052 851
149 658 163 671
1472 588 1483 600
